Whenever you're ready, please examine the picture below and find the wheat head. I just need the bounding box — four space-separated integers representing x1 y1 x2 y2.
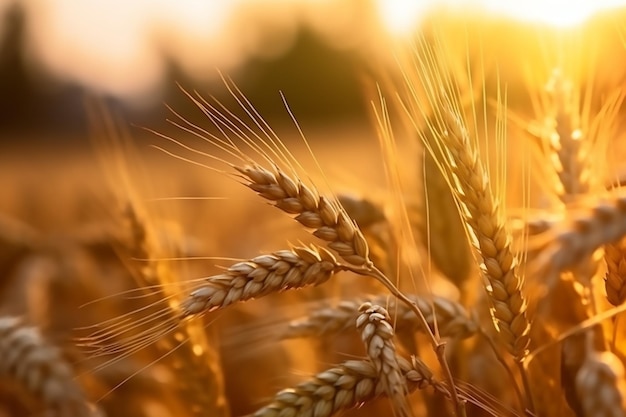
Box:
0 316 94 417
181 245 340 316
252 356 445 417
356 302 411 417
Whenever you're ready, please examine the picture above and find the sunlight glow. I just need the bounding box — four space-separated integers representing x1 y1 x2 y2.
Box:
480 0 626 27
11 0 626 104
377 0 626 34
23 0 168 103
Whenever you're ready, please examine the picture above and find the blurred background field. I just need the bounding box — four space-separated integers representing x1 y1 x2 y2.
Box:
1 0 626 143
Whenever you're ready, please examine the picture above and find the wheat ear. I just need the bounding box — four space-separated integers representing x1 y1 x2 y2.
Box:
0 316 93 417
252 356 446 417
181 245 340 316
236 164 371 267
434 107 530 360
605 238 626 306
534 69 608 319
356 302 411 417
283 294 476 341
400 36 530 361
536 193 626 273
531 70 593 201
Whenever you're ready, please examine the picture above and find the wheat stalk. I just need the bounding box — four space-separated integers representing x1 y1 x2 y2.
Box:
153 78 468 410
181 245 340 316
0 316 94 417
356 302 411 417
283 294 477 341
252 356 447 417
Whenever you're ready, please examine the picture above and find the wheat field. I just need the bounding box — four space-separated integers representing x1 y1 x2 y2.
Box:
2 9 626 417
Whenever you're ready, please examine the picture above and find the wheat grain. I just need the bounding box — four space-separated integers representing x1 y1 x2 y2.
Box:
180 245 340 316
252 356 446 417
171 79 466 410
283 294 477 341
356 302 411 417
0 316 94 417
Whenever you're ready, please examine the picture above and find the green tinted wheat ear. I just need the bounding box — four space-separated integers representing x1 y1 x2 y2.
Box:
181 245 340 316
0 317 94 417
356 302 411 417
